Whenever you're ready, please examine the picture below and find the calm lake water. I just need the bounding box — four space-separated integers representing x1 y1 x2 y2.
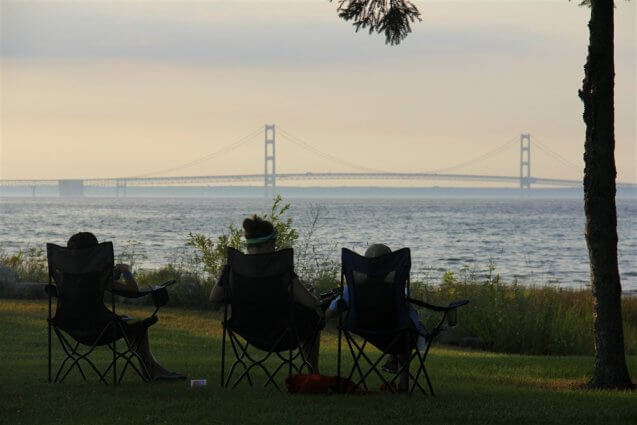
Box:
1 197 636 291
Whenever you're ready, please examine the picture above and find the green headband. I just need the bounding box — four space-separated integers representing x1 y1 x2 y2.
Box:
245 232 276 246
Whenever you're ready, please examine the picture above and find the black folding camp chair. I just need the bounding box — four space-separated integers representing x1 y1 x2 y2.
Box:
46 242 171 385
220 247 322 390
336 248 468 396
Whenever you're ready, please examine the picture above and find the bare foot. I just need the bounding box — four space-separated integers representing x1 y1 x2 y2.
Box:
151 364 186 381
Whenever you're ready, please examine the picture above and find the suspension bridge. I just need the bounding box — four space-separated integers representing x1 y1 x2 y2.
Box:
1 125 634 197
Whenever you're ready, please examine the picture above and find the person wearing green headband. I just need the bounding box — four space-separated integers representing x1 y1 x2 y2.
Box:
209 215 324 372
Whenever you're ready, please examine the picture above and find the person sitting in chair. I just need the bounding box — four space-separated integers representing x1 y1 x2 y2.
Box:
209 215 324 373
67 232 185 381
325 243 426 391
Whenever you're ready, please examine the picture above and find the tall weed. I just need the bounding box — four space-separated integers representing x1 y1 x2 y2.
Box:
415 268 636 355
0 248 48 282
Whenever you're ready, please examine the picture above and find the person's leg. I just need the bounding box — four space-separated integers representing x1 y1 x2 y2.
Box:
397 337 411 392
382 355 399 373
304 331 320 374
397 351 410 392
295 304 321 374
133 330 185 380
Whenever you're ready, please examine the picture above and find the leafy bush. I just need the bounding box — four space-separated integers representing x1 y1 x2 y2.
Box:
0 248 48 283
186 195 299 280
414 266 637 356
134 265 213 309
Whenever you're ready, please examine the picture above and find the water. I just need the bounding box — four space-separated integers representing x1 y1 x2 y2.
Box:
1 197 635 290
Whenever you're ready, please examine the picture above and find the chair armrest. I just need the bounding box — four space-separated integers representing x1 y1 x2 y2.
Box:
319 288 341 302
109 288 149 299
408 298 469 311
45 284 58 297
109 280 176 308
319 288 342 311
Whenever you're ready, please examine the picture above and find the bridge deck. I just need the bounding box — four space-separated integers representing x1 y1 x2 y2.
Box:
1 173 635 188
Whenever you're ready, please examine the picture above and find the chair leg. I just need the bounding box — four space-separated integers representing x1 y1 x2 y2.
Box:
225 333 255 388
53 329 107 384
52 321 154 386
337 326 343 392
404 334 434 396
288 349 292 376
225 330 308 391
112 322 117 386
343 335 370 391
343 332 413 394
48 321 52 383
221 322 227 388
345 335 393 392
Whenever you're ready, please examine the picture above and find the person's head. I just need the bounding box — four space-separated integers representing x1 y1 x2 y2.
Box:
67 232 99 249
243 215 276 254
364 243 391 258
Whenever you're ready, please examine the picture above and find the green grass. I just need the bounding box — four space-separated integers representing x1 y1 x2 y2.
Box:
1 300 636 425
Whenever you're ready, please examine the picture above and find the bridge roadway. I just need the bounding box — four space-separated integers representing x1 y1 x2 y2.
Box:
0 172 614 188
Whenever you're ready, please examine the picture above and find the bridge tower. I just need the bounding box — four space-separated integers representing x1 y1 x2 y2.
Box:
519 133 531 194
264 124 276 198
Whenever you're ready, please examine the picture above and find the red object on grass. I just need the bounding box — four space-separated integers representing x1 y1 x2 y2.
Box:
285 374 359 394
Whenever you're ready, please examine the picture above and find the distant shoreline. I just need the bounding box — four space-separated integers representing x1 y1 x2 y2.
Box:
2 185 636 199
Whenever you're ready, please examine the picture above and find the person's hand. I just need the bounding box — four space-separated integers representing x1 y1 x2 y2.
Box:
114 264 131 273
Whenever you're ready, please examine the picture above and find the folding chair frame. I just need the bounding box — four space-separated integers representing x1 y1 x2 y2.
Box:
47 280 155 385
336 249 468 396
219 248 322 391
221 321 320 391
48 317 153 385
46 244 172 386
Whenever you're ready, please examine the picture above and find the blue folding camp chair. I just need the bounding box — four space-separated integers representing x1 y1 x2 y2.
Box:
336 247 468 395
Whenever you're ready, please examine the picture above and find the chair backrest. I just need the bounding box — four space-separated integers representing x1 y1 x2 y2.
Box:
341 247 412 332
225 247 295 340
47 242 115 330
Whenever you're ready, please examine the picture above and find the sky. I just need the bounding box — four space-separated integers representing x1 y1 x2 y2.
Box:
1 0 635 185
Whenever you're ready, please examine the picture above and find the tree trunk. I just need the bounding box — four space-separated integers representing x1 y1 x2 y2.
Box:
580 0 633 390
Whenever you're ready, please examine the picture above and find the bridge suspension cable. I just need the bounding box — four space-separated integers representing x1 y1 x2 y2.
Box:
531 136 581 171
129 126 263 178
277 128 524 176
277 126 389 173
425 136 519 174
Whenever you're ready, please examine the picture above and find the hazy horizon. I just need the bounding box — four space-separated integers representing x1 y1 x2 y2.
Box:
1 0 635 184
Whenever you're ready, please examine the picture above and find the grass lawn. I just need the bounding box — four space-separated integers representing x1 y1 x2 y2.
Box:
1 299 636 425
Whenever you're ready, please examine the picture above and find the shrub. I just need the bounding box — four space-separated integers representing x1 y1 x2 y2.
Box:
135 265 213 309
186 195 298 280
414 267 637 356
0 247 48 283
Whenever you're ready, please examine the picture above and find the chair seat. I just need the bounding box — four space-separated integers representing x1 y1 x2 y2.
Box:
50 315 157 346
342 326 418 355
227 305 321 352
227 324 299 352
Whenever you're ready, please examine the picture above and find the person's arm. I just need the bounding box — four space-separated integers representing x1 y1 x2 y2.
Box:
292 276 323 318
112 263 139 292
209 265 228 311
325 286 349 319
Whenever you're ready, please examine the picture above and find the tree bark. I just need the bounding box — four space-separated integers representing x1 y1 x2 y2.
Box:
580 0 633 390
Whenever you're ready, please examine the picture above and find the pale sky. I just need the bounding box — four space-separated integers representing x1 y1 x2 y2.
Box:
1 0 635 184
